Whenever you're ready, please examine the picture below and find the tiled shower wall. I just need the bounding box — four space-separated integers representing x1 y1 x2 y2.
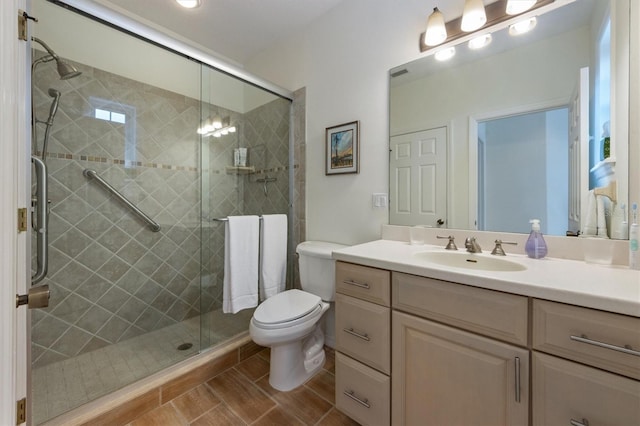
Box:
31 52 294 367
200 96 293 336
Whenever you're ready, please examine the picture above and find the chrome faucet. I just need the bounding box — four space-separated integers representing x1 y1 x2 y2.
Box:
464 237 482 253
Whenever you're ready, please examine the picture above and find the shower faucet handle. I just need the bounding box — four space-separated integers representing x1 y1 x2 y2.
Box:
436 235 458 250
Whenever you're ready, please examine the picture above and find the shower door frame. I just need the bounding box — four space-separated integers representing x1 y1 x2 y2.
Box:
1 0 31 424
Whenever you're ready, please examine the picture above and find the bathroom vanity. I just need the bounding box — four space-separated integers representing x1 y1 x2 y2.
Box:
332 238 640 426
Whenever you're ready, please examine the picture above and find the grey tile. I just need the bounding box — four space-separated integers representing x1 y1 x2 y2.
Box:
96 286 130 313
32 314 70 348
96 255 131 282
75 242 112 271
117 268 148 295
50 227 92 259
151 290 176 312
135 307 163 331
167 299 190 322
166 273 190 298
134 279 163 303
76 212 112 239
50 293 92 325
75 305 112 334
75 275 111 303
116 296 147 323
97 225 132 253
50 326 93 357
97 316 130 343
116 239 147 265
78 336 110 356
151 262 177 287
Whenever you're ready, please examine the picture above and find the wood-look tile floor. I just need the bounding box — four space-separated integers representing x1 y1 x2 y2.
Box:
127 348 360 426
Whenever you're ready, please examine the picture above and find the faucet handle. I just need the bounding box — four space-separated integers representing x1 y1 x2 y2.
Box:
436 235 458 250
491 239 518 256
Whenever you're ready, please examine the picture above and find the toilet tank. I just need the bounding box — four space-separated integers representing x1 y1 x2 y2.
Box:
297 241 347 301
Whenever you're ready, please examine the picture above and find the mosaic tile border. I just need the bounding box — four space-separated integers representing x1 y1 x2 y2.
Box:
36 151 299 175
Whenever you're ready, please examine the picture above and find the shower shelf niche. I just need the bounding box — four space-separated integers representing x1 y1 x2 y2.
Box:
225 166 255 175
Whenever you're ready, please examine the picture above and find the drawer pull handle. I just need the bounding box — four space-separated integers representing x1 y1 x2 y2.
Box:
343 327 370 341
570 334 640 357
570 418 589 426
343 279 370 289
514 356 521 403
344 390 370 408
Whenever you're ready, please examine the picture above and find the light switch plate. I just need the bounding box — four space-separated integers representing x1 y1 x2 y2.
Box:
372 193 388 208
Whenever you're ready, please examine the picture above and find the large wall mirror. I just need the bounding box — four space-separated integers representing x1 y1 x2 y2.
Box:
389 0 630 237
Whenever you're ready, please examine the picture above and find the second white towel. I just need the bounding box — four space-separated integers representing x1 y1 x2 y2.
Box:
260 214 288 300
223 215 260 314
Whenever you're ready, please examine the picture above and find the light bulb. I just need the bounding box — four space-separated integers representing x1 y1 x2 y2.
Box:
435 47 456 61
461 0 487 32
425 8 447 46
228 126 236 133
468 34 492 50
509 17 537 36
212 115 222 129
506 0 536 15
176 0 201 9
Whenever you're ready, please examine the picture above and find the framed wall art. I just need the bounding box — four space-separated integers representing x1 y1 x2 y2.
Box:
325 120 359 175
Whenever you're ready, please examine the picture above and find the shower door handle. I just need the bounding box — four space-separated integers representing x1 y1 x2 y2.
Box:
31 156 49 284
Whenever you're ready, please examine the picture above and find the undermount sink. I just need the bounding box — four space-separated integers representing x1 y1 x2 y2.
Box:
414 251 527 272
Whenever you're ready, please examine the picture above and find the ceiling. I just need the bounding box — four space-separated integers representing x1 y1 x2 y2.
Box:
95 0 347 65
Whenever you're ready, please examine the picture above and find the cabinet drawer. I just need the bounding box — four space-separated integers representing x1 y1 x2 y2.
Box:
335 352 390 426
533 352 640 426
336 262 390 306
533 299 640 380
335 293 390 374
392 272 528 346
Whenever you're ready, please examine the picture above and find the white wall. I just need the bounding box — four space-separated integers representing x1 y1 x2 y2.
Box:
246 0 428 245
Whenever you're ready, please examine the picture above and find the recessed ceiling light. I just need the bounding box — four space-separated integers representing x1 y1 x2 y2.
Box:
176 0 201 9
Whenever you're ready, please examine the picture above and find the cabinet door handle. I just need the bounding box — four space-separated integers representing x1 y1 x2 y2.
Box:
570 418 590 426
342 279 370 289
343 327 370 341
570 334 640 357
514 356 521 403
344 390 370 408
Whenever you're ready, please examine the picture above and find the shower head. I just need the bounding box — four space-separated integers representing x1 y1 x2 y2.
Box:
31 37 82 80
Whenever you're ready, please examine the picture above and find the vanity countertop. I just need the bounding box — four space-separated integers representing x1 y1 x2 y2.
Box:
332 239 640 317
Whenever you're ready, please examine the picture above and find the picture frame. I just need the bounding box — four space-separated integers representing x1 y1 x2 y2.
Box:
325 120 359 175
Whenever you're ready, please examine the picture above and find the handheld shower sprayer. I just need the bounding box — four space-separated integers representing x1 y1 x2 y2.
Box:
31 37 81 163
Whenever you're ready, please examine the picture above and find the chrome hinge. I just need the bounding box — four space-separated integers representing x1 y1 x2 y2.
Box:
16 398 26 424
17 208 27 232
18 10 38 41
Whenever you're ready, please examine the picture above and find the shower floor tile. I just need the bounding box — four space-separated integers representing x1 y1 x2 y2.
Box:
127 347 360 426
32 309 252 425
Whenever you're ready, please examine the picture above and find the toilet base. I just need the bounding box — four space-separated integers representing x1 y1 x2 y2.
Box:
268 326 326 391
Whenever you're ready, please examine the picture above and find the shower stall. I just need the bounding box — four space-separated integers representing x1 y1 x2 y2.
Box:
29 1 294 423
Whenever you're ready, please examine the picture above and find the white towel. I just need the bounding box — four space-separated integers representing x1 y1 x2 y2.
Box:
223 216 259 314
259 214 288 300
581 190 597 236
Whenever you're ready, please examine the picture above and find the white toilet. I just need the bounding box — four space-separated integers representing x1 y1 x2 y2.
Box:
249 241 346 391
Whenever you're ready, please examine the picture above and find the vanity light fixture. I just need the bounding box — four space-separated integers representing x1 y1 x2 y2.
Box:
176 0 201 8
435 46 456 61
425 7 448 46
419 0 553 53
468 33 492 50
509 17 537 35
506 0 537 15
461 0 487 32
197 115 235 137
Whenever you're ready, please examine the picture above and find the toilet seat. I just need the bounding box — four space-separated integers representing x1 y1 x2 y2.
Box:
253 289 324 330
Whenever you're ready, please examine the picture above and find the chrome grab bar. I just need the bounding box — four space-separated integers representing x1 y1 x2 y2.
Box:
32 156 48 284
83 169 161 232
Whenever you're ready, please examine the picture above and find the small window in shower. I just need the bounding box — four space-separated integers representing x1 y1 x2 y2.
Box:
95 107 127 124
90 97 137 167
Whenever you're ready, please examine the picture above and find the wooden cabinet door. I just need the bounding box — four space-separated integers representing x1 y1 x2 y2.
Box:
533 352 640 426
392 311 529 426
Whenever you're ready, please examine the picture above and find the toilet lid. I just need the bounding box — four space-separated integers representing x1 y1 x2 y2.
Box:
254 289 322 325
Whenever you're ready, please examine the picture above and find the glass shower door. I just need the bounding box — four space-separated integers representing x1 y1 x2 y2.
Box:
30 1 202 422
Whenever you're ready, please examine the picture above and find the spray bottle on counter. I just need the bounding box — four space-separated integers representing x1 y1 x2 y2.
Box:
525 219 548 259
